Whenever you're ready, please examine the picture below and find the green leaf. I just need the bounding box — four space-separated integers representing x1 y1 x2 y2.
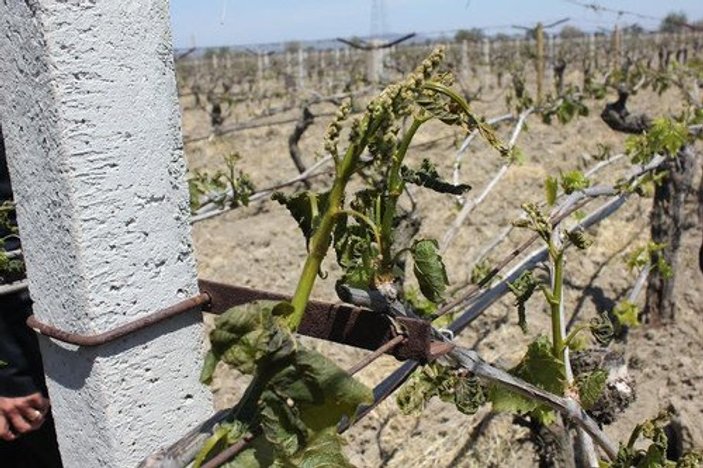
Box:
401 159 471 195
201 302 371 467
404 287 438 318
489 336 565 424
676 452 703 468
625 117 690 165
627 242 673 279
193 420 252 468
207 302 295 376
273 191 331 247
259 391 307 456
575 369 607 410
545 175 558 206
560 170 591 194
469 260 493 286
286 428 355 468
200 350 219 385
603 412 703 468
612 300 639 328
187 153 255 212
267 347 373 431
411 239 449 303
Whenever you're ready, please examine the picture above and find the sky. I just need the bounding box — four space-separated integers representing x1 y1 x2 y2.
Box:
169 1 703 49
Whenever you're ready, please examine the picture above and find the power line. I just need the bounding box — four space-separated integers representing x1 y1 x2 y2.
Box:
560 0 660 22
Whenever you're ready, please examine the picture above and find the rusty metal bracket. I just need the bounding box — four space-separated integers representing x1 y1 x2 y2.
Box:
25 278 450 363
201 279 440 363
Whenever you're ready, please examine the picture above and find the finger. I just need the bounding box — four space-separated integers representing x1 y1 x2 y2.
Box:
0 415 16 441
19 406 46 430
20 393 50 412
8 411 33 435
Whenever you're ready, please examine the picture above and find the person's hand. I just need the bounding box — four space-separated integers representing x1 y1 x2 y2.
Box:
0 393 50 441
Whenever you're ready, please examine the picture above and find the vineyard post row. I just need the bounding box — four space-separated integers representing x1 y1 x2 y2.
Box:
177 29 703 103
0 2 212 467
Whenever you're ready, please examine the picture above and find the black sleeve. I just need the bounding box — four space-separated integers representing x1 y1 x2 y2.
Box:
0 123 46 397
0 291 45 397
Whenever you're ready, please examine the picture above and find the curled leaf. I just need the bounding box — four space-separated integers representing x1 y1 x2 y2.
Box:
507 271 537 333
397 363 486 416
411 239 449 303
401 159 471 195
199 303 372 467
589 312 615 347
566 228 593 250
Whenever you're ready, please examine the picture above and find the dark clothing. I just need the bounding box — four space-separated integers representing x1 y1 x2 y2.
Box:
0 123 44 397
0 291 48 398
0 124 63 467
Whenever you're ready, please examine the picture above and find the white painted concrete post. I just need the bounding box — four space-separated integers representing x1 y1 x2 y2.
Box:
482 38 491 69
285 52 291 75
257 52 264 93
514 38 522 60
0 2 212 467
334 48 341 82
460 40 470 82
548 35 557 86
318 50 325 71
589 33 596 68
367 40 385 83
297 48 306 90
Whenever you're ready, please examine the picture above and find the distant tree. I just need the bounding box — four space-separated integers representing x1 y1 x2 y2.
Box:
694 19 703 31
559 25 585 39
284 41 301 53
659 12 688 34
623 23 645 36
493 33 512 42
455 28 485 43
203 48 217 60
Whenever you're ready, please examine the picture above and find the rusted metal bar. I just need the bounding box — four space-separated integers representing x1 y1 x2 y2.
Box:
199 430 259 468
347 335 406 376
25 278 445 363
26 293 211 347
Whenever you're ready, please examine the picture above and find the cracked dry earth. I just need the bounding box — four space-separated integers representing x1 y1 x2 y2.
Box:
181 72 703 467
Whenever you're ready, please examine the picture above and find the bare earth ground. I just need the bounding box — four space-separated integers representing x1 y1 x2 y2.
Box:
181 69 703 467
